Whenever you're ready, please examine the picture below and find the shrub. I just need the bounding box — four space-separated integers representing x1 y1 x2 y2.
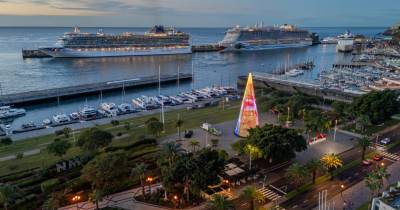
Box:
63 127 72 138
116 132 123 137
41 178 60 194
54 130 64 136
124 122 131 130
16 152 24 159
0 137 12 145
111 120 120 126
8 165 19 171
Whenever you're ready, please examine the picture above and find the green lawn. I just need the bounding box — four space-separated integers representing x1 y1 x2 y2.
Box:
0 101 241 176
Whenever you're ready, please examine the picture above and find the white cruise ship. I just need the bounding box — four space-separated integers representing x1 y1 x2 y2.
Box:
336 31 354 52
39 26 191 58
219 23 312 51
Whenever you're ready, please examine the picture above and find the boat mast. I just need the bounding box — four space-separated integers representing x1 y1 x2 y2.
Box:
158 65 165 131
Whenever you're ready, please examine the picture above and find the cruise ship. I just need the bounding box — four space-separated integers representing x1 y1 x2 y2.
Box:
219 23 312 51
336 31 354 52
39 26 191 58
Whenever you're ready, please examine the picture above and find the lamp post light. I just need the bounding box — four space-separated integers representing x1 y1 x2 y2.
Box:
146 177 154 195
340 184 346 208
173 195 179 209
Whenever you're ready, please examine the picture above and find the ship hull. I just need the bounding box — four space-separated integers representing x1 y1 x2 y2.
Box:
221 41 312 52
39 46 192 58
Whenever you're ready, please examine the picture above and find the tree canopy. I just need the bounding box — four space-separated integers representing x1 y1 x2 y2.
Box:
47 139 71 158
81 151 129 196
77 128 113 151
351 90 400 124
246 124 307 163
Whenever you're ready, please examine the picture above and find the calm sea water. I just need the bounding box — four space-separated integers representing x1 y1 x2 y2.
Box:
0 27 385 129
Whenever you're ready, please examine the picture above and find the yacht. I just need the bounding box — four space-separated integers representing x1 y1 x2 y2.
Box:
285 69 304 77
79 105 98 120
100 102 118 117
169 96 184 105
118 103 135 113
0 106 26 119
321 37 338 44
53 113 71 124
43 118 52 126
69 112 80 121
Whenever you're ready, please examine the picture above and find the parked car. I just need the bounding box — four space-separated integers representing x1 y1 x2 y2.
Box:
380 138 391 145
184 130 193 138
373 155 383 161
362 159 373 166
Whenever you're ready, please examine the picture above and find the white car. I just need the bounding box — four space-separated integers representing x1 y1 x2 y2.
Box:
380 138 391 145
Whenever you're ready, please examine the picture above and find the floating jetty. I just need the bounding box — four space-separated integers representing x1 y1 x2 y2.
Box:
22 44 224 58
238 72 361 102
0 74 192 105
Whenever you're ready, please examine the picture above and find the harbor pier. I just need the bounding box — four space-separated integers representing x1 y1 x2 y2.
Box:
238 72 361 103
0 73 192 106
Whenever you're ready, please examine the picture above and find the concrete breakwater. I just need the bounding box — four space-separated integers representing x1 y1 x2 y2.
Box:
237 72 359 103
0 73 192 106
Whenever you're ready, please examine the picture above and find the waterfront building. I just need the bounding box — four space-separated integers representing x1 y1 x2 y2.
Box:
371 182 400 210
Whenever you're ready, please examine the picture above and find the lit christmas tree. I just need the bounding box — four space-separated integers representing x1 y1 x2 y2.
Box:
235 73 259 137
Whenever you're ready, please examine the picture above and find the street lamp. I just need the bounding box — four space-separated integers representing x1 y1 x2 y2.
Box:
173 195 179 209
381 162 385 167
146 177 154 195
340 184 346 206
72 195 81 202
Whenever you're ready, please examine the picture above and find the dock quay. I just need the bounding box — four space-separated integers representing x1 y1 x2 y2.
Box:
0 73 192 106
22 49 51 58
238 72 360 103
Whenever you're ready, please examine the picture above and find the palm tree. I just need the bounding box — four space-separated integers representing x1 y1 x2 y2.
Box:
131 163 148 197
358 136 371 160
320 153 343 180
162 141 183 167
207 194 234 210
356 115 371 133
0 183 20 210
243 144 263 170
365 172 382 209
306 159 324 184
240 186 265 210
175 119 184 140
189 140 200 153
89 189 103 210
374 167 391 192
285 163 308 186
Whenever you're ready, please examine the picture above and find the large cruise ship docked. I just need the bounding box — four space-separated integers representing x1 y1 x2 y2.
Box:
219 23 312 51
39 26 191 58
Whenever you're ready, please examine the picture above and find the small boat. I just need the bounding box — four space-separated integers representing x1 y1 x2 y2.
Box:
69 112 80 120
285 69 304 77
0 106 26 119
118 103 135 113
169 96 184 105
79 105 98 120
43 118 52 126
100 102 118 117
53 113 71 124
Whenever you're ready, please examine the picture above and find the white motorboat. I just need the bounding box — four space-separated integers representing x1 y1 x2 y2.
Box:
285 69 304 77
53 113 71 124
118 103 135 113
100 102 118 117
79 105 97 119
0 106 26 119
69 112 80 120
43 118 52 126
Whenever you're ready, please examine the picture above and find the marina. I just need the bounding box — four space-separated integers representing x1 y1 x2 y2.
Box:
0 86 237 137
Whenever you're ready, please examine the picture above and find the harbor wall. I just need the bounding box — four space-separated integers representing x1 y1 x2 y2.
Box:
0 74 192 106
